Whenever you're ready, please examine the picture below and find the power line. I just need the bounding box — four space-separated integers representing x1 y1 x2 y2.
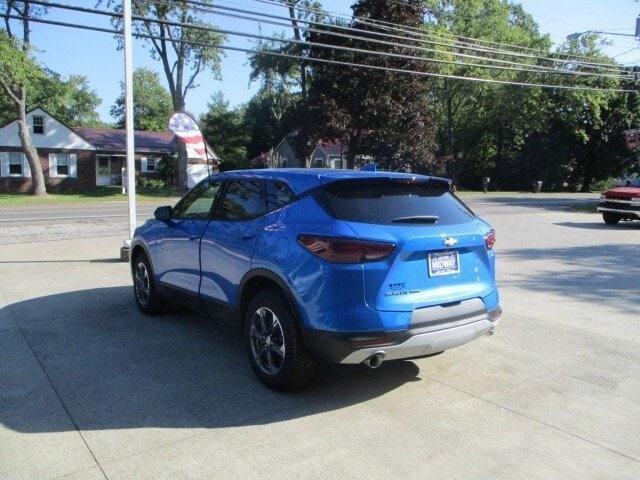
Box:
243 0 631 71
614 46 640 59
181 0 567 64
142 5 630 81
2 11 635 94
23 0 629 81
249 0 630 71
141 0 629 79
23 0 629 77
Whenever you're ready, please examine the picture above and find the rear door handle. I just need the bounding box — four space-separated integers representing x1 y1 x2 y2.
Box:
189 234 198 241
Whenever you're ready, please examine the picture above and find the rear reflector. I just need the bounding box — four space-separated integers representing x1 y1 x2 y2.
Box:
298 235 395 263
350 336 396 349
488 307 502 322
485 230 496 250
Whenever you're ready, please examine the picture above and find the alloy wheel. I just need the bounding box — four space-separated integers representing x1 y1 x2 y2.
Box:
134 261 150 306
249 307 286 375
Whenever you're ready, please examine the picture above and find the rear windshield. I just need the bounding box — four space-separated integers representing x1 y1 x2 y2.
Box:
322 179 475 226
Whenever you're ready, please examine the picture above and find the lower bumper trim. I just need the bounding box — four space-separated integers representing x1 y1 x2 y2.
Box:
339 317 498 364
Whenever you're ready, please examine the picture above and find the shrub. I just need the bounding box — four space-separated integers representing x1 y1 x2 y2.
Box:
137 176 168 192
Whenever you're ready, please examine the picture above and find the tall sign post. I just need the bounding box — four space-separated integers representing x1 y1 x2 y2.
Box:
121 0 137 261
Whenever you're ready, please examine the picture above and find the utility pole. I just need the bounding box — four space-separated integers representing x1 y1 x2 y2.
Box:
121 0 136 261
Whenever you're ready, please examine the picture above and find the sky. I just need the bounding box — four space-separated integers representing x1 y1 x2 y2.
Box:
16 0 640 124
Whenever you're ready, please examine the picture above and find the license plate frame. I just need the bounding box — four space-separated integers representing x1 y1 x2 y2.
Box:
428 250 460 277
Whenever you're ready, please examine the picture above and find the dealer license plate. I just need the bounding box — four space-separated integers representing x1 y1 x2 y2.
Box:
428 250 460 277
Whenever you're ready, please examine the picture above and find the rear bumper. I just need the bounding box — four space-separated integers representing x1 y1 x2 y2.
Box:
303 298 501 364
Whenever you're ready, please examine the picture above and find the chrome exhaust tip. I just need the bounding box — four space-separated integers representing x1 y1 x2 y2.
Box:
363 352 385 369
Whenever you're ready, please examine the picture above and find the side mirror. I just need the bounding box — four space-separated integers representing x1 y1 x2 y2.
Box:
154 206 173 222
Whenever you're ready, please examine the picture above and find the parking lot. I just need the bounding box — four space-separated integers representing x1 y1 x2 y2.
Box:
1 194 639 479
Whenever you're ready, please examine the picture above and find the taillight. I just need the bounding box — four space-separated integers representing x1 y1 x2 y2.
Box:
298 235 395 263
485 230 496 250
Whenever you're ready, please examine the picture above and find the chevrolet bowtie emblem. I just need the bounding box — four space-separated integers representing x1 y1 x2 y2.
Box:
443 237 458 247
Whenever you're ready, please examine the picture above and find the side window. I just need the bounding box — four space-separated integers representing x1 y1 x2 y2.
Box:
216 180 266 221
172 180 221 220
266 181 296 212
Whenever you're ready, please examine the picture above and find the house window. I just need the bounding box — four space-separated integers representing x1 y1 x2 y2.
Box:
314 157 324 168
9 153 24 176
329 156 343 169
146 158 156 172
32 115 44 135
56 154 70 176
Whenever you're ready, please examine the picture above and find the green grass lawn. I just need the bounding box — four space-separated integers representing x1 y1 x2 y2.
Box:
0 187 180 206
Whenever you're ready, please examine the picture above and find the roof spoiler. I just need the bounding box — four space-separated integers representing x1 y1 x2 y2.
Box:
322 175 453 188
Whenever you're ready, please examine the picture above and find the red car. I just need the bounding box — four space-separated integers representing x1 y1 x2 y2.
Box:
598 178 640 224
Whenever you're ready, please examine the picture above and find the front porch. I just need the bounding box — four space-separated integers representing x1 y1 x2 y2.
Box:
96 155 125 187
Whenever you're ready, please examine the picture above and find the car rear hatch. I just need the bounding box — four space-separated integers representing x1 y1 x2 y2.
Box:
320 176 495 312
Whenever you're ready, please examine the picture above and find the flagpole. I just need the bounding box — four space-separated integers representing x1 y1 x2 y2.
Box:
121 0 136 261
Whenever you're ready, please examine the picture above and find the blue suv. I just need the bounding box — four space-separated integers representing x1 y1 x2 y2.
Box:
131 169 501 390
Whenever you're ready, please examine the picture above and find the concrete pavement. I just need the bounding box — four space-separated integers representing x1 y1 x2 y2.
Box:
0 195 639 479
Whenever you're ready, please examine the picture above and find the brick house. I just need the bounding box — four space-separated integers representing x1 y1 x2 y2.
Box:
0 107 217 193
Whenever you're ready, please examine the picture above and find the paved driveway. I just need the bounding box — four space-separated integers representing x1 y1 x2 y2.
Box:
1 195 639 479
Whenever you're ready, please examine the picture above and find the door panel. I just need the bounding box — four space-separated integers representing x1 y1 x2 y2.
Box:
200 179 266 315
154 179 222 295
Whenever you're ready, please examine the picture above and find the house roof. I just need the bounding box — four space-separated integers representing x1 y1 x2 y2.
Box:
315 139 347 156
249 151 273 167
74 128 176 153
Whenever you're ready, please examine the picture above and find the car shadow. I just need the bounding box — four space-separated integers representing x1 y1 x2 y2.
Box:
555 221 640 230
0 286 421 434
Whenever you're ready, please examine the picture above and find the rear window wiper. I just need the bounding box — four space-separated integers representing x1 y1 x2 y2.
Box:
392 215 439 224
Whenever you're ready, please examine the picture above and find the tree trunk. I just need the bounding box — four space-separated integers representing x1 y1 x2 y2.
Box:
445 92 458 184
346 133 359 170
287 1 307 98
581 167 593 192
16 89 46 196
171 92 189 191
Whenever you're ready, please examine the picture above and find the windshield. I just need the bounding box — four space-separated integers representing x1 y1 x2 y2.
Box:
322 178 475 226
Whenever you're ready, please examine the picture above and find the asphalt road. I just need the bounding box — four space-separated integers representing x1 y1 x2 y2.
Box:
1 194 639 479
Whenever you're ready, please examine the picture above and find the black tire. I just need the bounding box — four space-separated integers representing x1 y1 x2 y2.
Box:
244 289 316 391
132 251 165 315
603 212 620 225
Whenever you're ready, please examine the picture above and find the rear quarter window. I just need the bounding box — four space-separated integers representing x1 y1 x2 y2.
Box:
266 181 296 211
322 179 474 226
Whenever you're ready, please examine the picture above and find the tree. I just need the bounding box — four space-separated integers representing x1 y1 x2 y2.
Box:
244 87 300 160
0 31 47 194
111 67 172 131
306 0 437 171
527 35 639 191
46 74 102 127
423 0 552 187
0 0 48 195
101 0 225 188
200 92 249 169
247 2 325 164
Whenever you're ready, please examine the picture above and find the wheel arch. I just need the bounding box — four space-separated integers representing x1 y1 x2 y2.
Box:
238 269 303 329
130 241 154 276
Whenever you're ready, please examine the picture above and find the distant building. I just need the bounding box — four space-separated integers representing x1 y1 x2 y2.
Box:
310 139 348 168
0 107 219 193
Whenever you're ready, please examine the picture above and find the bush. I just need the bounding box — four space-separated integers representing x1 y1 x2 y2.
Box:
136 176 168 192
